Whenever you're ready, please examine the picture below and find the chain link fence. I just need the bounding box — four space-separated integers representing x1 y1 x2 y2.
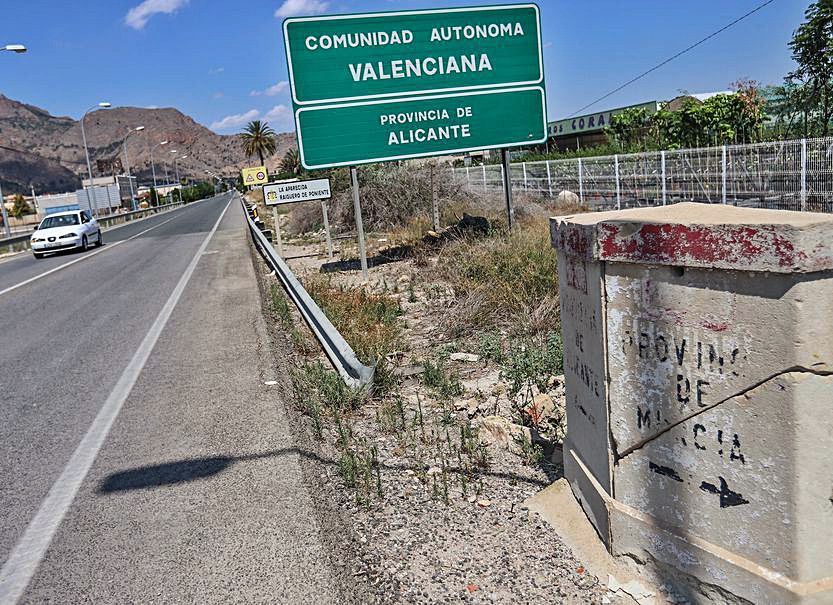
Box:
453 137 833 213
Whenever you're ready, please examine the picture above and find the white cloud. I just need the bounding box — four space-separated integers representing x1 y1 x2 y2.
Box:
210 109 260 131
125 0 189 30
275 0 329 18
209 66 225 75
250 81 289 97
264 105 294 128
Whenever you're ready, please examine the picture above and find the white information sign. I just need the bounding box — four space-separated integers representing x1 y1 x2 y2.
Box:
264 178 331 206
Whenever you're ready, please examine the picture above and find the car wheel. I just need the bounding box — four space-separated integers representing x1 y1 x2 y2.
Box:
81 235 88 251
96 230 103 247
33 252 44 259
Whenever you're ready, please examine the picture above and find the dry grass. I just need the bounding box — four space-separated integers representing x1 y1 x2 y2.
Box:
429 216 560 338
304 275 403 393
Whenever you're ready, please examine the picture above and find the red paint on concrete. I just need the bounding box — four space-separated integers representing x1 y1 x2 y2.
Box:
702 320 729 332
599 223 809 268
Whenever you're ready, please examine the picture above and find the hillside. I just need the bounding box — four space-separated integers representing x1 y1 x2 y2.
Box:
0 95 296 194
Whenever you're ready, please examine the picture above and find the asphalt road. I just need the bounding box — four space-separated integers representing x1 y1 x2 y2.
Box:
0 192 341 603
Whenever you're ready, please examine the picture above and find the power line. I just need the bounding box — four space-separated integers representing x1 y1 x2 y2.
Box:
567 0 777 118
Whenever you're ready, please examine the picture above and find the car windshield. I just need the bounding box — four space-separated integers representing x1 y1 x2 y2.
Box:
39 214 80 229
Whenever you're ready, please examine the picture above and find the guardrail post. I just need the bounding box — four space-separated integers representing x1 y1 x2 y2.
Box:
800 138 807 211
546 160 553 197
614 154 621 210
578 158 584 204
721 144 728 205
661 150 667 205
465 166 471 191
482 164 487 193
522 162 528 191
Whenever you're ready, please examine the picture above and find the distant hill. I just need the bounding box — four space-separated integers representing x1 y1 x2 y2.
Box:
0 95 296 195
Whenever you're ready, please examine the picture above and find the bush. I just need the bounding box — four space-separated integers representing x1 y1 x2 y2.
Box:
431 216 560 337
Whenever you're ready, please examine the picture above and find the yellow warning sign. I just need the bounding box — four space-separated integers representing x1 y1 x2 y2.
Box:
241 166 268 186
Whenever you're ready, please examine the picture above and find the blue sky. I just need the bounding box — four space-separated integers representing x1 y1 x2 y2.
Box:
0 0 807 134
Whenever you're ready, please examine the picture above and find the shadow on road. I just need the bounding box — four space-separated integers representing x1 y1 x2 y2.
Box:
98 447 555 493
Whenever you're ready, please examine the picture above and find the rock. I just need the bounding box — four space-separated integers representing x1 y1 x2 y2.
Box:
426 466 441 476
528 393 555 419
478 415 532 453
476 499 491 508
556 190 579 205
450 352 480 363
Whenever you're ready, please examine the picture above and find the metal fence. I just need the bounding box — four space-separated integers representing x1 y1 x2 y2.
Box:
453 137 833 213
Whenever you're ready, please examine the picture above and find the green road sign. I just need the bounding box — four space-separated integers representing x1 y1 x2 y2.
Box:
297 87 546 169
282 4 547 169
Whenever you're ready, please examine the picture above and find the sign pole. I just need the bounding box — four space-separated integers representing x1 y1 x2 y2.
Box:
430 163 440 232
321 200 333 261
501 148 514 231
272 206 284 258
351 167 369 281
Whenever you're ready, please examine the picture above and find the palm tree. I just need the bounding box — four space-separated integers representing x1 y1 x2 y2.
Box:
240 120 277 166
279 148 302 176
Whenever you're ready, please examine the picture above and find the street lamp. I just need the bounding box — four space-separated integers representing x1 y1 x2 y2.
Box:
123 126 144 210
0 44 28 238
80 102 111 216
147 139 168 191
174 155 187 186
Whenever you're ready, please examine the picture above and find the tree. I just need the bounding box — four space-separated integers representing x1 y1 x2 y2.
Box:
279 148 303 177
787 0 833 136
11 194 32 218
240 120 277 166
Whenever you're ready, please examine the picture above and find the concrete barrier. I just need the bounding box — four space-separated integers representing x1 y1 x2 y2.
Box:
550 202 833 604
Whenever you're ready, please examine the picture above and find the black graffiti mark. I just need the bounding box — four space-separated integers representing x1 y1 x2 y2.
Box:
655 335 669 362
636 406 661 430
677 374 691 404
649 461 683 482
638 332 649 358
675 339 686 366
717 429 724 457
730 434 745 464
700 476 749 508
693 424 707 450
696 379 709 407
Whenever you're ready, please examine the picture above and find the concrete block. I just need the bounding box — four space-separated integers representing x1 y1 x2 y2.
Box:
551 203 833 604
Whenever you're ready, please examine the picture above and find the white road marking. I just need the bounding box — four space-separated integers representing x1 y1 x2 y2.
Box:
0 195 226 298
0 196 234 604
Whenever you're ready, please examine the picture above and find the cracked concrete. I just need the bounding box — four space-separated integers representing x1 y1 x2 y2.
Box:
616 365 833 461
551 204 833 604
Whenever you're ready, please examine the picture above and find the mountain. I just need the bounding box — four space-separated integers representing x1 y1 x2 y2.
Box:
0 95 296 195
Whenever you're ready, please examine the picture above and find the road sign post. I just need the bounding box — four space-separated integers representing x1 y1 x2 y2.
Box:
272 206 284 257
501 148 514 231
321 201 333 260
351 168 369 281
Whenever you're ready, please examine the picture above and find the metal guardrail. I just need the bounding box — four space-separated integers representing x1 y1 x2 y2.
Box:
241 196 375 390
0 200 194 253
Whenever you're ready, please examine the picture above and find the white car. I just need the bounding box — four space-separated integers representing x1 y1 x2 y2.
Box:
30 210 102 259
